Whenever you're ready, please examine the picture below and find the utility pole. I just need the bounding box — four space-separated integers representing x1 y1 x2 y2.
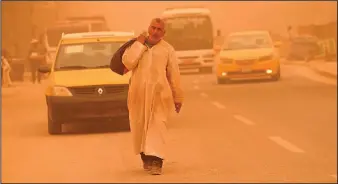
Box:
29 2 37 39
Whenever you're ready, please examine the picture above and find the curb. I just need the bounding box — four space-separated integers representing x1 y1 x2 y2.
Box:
283 60 337 79
309 65 337 79
282 61 308 66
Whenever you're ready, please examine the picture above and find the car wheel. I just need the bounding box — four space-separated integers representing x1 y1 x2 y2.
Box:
271 71 281 81
48 109 62 135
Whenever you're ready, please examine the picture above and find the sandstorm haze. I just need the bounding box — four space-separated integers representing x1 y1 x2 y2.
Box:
2 1 337 183
58 1 337 35
2 1 337 53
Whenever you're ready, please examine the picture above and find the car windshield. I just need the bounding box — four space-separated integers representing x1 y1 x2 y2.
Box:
46 25 90 47
54 42 123 71
164 15 213 51
223 34 273 50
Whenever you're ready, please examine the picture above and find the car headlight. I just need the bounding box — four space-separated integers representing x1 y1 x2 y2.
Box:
52 86 73 96
221 58 233 64
259 54 274 62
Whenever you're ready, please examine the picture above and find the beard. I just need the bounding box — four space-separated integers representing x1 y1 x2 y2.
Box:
147 35 162 44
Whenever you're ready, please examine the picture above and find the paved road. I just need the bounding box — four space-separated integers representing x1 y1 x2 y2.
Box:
2 64 337 183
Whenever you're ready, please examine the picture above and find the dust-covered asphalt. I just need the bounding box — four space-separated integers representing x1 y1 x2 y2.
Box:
2 63 337 183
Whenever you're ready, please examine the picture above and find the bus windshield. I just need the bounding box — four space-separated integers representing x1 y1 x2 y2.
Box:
46 24 90 47
164 15 213 51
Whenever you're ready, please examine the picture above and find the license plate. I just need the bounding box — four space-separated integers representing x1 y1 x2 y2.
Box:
180 68 199 73
241 68 252 73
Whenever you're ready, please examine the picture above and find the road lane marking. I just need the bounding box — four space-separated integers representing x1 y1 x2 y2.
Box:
330 174 337 180
269 136 305 153
200 92 208 98
193 85 200 90
211 101 226 109
233 115 255 125
193 80 199 84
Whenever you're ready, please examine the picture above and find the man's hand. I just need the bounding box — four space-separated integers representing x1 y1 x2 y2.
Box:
137 32 147 44
175 103 182 113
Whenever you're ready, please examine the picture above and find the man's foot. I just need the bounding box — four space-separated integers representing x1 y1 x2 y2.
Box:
148 160 162 175
140 152 151 171
143 160 151 171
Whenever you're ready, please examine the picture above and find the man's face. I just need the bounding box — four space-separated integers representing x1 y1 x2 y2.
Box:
148 20 165 44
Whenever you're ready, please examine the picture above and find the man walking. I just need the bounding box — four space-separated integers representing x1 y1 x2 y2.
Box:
1 51 13 87
122 18 184 175
28 36 47 84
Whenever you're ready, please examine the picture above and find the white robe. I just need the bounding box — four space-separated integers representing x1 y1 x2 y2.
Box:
1 56 12 86
122 40 184 159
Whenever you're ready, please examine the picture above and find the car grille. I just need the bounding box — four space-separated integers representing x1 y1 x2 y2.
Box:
178 56 199 60
235 59 256 65
179 63 201 67
69 85 129 96
228 70 267 76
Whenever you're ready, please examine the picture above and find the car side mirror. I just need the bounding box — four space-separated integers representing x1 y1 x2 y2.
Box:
38 65 51 73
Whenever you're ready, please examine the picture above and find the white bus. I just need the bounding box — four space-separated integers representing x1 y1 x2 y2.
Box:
65 16 110 32
161 7 215 73
44 17 110 64
43 21 92 64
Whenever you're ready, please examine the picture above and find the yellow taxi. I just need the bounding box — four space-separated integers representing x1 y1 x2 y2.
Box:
215 30 281 84
38 31 134 134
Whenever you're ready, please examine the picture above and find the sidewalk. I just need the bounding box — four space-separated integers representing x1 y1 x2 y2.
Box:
2 84 22 98
2 81 45 99
282 58 337 79
308 60 337 79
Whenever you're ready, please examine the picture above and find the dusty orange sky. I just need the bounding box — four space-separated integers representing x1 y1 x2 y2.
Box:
57 1 337 36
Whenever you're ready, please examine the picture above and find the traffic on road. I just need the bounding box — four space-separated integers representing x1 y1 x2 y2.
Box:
2 2 337 183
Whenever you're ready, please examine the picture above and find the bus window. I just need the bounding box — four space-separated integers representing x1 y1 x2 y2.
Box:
164 15 213 51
